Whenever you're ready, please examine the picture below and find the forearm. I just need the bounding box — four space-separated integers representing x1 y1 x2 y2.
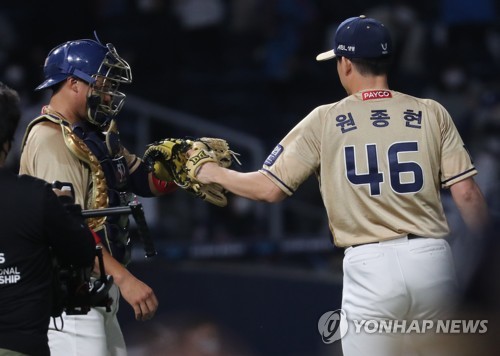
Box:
96 243 158 320
198 163 286 202
450 178 490 233
95 245 132 286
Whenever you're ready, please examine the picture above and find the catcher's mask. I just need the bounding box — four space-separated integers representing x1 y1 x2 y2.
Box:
36 33 132 127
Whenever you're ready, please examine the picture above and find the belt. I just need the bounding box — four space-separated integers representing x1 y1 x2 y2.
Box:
350 234 422 248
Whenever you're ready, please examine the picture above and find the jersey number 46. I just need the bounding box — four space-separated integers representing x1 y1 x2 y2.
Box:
344 142 424 196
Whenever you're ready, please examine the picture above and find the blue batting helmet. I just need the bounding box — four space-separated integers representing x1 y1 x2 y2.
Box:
36 35 132 127
36 39 109 90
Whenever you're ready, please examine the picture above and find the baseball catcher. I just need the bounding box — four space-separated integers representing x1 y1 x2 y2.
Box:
143 137 241 207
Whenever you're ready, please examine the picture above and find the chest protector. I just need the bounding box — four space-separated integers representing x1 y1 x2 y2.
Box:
23 114 132 265
72 120 133 264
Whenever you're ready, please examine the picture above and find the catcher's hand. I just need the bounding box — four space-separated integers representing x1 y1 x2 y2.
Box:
143 137 240 207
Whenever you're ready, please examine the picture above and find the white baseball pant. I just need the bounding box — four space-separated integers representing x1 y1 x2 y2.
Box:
48 283 126 356
341 236 458 356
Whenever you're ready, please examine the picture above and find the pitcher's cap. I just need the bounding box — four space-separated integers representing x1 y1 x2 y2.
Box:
316 15 392 61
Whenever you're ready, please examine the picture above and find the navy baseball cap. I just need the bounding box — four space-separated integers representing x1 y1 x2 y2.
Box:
316 15 392 61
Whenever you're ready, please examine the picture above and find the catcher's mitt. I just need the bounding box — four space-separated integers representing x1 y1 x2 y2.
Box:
143 137 240 207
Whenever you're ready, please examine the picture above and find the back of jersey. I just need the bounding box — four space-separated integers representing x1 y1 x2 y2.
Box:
318 90 476 246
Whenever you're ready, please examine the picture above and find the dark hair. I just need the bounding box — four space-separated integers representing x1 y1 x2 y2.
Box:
338 55 393 76
0 82 21 149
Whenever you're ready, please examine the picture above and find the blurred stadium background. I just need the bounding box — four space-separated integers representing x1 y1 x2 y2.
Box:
1 0 499 355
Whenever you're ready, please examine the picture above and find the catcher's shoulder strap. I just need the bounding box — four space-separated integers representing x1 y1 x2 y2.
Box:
20 114 65 153
21 113 94 166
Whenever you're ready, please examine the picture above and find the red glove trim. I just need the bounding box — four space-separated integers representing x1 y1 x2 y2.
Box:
89 228 101 244
152 175 178 194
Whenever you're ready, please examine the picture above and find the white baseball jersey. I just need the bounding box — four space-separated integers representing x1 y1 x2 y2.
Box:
260 89 476 247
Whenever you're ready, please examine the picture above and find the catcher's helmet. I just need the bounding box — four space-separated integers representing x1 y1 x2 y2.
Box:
36 35 132 127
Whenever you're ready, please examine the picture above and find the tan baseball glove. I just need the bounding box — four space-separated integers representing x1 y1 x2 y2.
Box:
143 137 240 207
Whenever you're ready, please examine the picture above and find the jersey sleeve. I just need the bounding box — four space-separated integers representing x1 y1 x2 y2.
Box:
260 107 322 195
436 102 477 188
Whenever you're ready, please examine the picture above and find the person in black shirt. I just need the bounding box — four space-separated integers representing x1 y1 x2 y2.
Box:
0 82 96 356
